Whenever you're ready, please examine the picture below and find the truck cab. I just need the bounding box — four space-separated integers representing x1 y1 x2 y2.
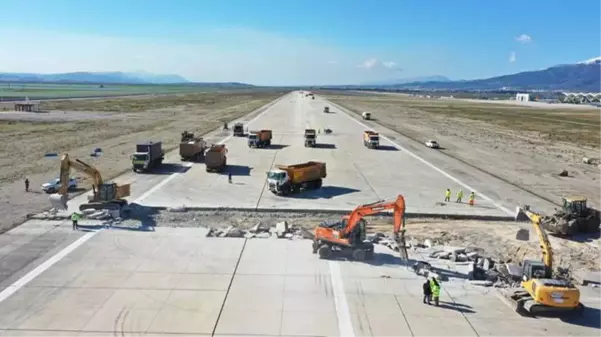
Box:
248 132 260 147
233 123 244 136
131 152 151 171
363 131 380 149
304 129 317 147
267 168 289 193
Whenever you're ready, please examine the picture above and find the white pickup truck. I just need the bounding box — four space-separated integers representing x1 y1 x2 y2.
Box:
425 140 440 149
42 177 77 193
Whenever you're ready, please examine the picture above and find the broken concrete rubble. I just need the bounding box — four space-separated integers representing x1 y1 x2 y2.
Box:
206 222 310 240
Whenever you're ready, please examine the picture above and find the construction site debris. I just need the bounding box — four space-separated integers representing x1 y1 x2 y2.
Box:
206 221 309 240
559 169 569 177
167 205 187 213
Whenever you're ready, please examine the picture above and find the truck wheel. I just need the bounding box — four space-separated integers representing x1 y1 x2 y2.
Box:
266 140 271 146
315 179 322 188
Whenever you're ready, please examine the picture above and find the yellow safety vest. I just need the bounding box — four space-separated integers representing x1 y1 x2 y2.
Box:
457 191 463 198
469 194 475 201
430 280 440 296
445 190 451 197
71 213 80 221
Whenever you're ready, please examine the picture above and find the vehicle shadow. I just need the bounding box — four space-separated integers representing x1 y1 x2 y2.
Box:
560 306 600 329
265 144 289 150
147 163 191 175
377 145 399 151
314 143 336 149
559 230 600 243
290 186 360 199
220 165 252 176
121 203 160 228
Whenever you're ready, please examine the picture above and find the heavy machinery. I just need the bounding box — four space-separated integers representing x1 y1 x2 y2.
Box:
506 207 582 315
248 130 272 148
363 131 380 149
131 141 164 173
205 144 228 172
323 106 330 113
233 123 245 137
312 195 408 261
304 129 317 147
531 196 600 236
267 161 326 195
49 154 130 212
179 131 207 162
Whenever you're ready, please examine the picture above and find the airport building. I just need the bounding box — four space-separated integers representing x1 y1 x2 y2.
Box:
561 92 601 104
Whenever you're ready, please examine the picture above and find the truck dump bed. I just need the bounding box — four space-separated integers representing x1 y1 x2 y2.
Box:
205 144 227 169
252 130 272 141
136 141 162 159
180 140 205 157
305 129 316 137
276 161 326 184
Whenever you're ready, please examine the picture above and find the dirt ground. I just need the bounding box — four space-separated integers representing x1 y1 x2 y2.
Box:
0 90 285 233
322 92 601 210
124 209 600 274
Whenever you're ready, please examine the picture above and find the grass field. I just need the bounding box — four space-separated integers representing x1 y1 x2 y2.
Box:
0 82 230 100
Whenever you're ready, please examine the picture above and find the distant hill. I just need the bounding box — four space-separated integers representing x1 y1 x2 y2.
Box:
363 75 451 86
386 58 601 92
0 71 190 84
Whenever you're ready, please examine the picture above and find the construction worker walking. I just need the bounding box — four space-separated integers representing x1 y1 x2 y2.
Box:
468 192 475 206
25 178 29 192
444 188 451 202
456 190 463 203
71 212 81 230
430 277 441 306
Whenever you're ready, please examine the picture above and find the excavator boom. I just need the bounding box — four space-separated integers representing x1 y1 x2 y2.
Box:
313 195 408 261
49 154 130 212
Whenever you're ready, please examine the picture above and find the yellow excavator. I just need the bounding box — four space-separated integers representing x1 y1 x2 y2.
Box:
49 154 131 212
508 206 582 315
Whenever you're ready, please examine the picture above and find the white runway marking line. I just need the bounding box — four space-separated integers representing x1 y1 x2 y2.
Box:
332 101 514 216
329 261 355 337
0 231 98 304
134 94 287 204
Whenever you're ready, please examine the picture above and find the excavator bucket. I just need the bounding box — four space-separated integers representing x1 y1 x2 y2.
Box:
49 193 69 211
516 228 530 241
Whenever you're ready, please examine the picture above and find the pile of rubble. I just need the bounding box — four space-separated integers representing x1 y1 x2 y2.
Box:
206 221 314 240
367 233 522 288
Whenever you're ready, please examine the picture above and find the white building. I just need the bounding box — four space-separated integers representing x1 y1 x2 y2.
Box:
516 93 531 102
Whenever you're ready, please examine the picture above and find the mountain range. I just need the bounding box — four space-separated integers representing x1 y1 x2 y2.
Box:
372 57 601 92
363 75 451 86
0 71 190 84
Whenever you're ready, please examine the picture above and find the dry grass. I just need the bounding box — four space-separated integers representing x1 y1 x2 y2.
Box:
325 93 600 148
0 90 286 232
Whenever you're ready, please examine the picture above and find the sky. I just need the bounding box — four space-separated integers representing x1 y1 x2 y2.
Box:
0 0 599 85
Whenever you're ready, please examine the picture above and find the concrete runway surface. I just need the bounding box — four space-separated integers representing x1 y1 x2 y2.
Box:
0 92 598 336
0 221 599 336
51 91 558 217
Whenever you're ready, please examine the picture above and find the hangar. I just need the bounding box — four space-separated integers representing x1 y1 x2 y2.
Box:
561 92 601 104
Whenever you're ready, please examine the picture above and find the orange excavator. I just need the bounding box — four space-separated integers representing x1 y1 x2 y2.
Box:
312 195 408 261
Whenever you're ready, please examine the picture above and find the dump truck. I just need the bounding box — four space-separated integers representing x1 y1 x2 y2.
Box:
304 129 317 147
179 132 207 162
267 161 326 195
233 123 245 136
248 130 272 148
362 112 372 120
205 144 227 172
131 141 164 173
324 106 330 113
363 131 379 149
